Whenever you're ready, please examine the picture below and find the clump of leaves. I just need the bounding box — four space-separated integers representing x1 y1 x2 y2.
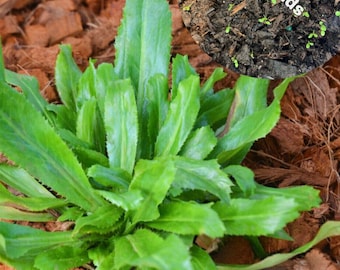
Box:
0 0 337 269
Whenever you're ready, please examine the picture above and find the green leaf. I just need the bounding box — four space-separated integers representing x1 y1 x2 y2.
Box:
0 206 54 222
191 245 217 270
130 158 176 224
105 79 138 174
196 89 235 130
4 70 53 124
211 100 281 165
114 229 192 270
179 126 217 160
218 221 340 270
224 165 256 197
171 54 197 99
72 147 109 169
213 197 300 236
0 82 105 212
47 104 77 132
0 222 76 259
74 205 123 235
0 164 54 198
76 98 106 153
155 75 200 156
34 245 90 270
140 74 169 159
147 201 225 238
88 164 130 190
227 76 269 129
114 0 172 106
97 189 143 211
0 184 66 211
55 45 82 111
172 157 233 203
200 67 226 98
77 59 97 107
252 183 321 212
0 42 5 81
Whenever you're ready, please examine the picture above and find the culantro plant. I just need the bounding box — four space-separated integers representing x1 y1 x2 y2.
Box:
0 0 339 269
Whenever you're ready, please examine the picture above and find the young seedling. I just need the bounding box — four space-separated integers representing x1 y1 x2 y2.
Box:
228 3 234 11
225 25 231 34
308 31 318 39
182 3 192 11
319 21 327 36
336 11 340 17
271 0 277 4
258 16 271 25
231 56 239 68
302 11 310 18
306 41 314 49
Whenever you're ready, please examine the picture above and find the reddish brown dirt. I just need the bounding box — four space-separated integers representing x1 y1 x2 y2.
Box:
0 0 340 269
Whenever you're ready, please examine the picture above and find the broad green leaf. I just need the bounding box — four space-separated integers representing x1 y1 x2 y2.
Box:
114 0 172 106
0 221 76 259
76 99 106 153
147 201 225 238
47 104 77 132
140 74 169 159
97 189 143 211
252 183 321 212
210 100 281 165
273 76 298 101
227 76 269 129
0 184 66 211
105 79 138 174
74 205 123 235
218 221 340 270
179 126 217 160
191 245 217 270
4 70 53 124
0 206 54 222
172 157 233 203
0 164 54 198
171 54 197 99
114 229 192 270
200 67 226 97
73 147 109 169
95 63 118 118
224 165 256 197
55 45 82 111
213 197 299 236
196 89 235 130
88 164 130 190
155 75 200 156
34 245 90 270
0 82 105 212
130 158 176 224
77 59 97 107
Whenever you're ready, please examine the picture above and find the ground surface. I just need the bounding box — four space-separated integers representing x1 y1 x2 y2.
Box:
0 0 340 269
180 0 340 78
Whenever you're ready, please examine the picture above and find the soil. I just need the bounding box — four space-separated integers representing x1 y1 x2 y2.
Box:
0 0 340 269
180 0 340 78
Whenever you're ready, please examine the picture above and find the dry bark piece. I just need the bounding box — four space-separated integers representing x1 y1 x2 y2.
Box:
24 24 49 46
305 248 339 270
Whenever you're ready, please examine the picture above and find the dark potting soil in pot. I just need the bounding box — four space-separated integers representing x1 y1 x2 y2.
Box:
180 0 340 78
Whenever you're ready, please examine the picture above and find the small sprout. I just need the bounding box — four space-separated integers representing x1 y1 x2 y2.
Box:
228 3 234 11
308 31 318 39
258 16 271 25
231 56 239 68
336 11 340 17
319 21 327 36
183 3 192 11
249 51 254 59
271 0 277 4
306 41 314 49
302 11 310 18
225 25 231 34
